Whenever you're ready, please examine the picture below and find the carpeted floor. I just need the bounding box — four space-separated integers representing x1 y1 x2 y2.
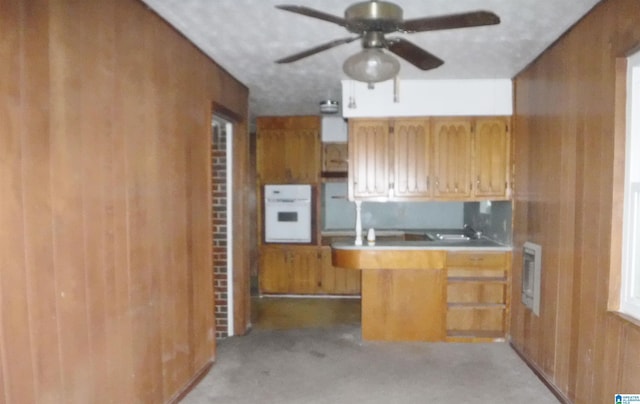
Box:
182 323 560 403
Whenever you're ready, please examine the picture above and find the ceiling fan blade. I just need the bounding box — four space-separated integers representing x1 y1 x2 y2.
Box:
276 37 360 64
276 5 348 27
401 10 500 33
387 38 444 70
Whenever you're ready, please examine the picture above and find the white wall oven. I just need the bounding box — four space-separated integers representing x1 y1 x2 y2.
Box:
264 184 312 243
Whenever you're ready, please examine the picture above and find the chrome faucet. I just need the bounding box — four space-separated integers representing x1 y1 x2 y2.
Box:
463 224 482 239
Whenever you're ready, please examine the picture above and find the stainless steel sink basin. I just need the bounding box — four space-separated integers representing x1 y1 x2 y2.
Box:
424 227 482 242
434 233 472 241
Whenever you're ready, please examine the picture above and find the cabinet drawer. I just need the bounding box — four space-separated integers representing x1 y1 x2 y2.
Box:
447 306 505 331
447 252 508 269
447 282 505 304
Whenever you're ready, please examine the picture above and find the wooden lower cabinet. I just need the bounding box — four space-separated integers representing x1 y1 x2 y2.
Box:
259 245 360 295
333 248 446 341
259 246 320 294
445 251 511 342
361 268 445 341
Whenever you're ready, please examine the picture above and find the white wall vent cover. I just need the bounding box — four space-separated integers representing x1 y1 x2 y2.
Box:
522 242 542 316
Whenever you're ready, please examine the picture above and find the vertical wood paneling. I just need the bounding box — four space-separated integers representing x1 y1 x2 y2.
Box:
78 2 116 401
187 53 215 373
512 0 640 402
109 2 137 399
121 4 163 400
0 1 37 401
20 1 64 403
0 0 249 402
49 2 94 399
620 325 640 390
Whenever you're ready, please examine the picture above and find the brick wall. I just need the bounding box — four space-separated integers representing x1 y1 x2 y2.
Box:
212 124 228 338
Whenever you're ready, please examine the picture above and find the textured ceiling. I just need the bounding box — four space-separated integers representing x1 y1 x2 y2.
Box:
141 0 601 120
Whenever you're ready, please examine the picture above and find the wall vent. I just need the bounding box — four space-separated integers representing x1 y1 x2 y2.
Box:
522 242 542 316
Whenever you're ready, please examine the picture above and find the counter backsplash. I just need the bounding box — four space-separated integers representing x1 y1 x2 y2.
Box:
322 183 513 246
463 201 512 245
322 182 464 230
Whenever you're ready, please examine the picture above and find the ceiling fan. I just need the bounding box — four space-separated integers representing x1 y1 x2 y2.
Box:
275 0 500 83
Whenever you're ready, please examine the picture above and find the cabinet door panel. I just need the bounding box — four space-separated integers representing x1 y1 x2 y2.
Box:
259 246 320 294
474 118 510 198
362 268 445 341
349 119 390 199
257 130 288 184
393 119 431 198
322 143 348 173
285 128 320 183
259 246 289 293
446 307 504 331
447 252 508 269
433 119 472 198
447 282 506 304
288 247 321 293
256 117 320 184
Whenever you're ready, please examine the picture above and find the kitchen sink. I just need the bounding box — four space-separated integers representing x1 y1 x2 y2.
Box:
425 226 482 242
433 233 472 241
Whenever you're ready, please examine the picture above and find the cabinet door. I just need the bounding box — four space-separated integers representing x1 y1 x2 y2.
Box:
259 246 320 294
393 118 432 198
286 127 320 183
257 129 289 183
432 118 472 199
256 116 320 184
349 119 390 199
319 247 361 294
322 143 348 173
259 246 289 293
473 117 510 198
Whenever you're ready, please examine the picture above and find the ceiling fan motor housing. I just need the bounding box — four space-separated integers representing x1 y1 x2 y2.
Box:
345 1 403 33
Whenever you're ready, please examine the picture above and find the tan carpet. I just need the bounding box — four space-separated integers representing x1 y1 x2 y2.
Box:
183 298 559 404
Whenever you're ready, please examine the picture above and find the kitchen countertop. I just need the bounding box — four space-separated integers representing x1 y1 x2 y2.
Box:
331 238 511 251
326 228 512 251
322 229 406 237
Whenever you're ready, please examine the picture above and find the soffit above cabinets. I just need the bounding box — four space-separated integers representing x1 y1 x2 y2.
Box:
341 79 512 117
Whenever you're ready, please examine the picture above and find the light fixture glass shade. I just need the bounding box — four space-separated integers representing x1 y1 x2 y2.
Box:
343 48 400 83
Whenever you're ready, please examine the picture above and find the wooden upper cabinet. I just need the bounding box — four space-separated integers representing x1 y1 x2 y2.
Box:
393 118 432 198
349 119 391 199
433 118 472 199
473 117 511 199
256 116 321 184
348 116 511 201
322 143 348 173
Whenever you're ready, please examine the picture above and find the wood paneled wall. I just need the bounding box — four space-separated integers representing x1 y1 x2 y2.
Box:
511 0 640 402
0 0 249 402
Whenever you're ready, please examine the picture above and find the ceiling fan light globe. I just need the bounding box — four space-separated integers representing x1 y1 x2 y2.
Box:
343 48 400 83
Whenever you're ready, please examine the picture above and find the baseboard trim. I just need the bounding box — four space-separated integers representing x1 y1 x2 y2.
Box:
167 359 214 404
509 342 572 404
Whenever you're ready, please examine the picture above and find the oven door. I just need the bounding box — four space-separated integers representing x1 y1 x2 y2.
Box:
264 200 311 243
